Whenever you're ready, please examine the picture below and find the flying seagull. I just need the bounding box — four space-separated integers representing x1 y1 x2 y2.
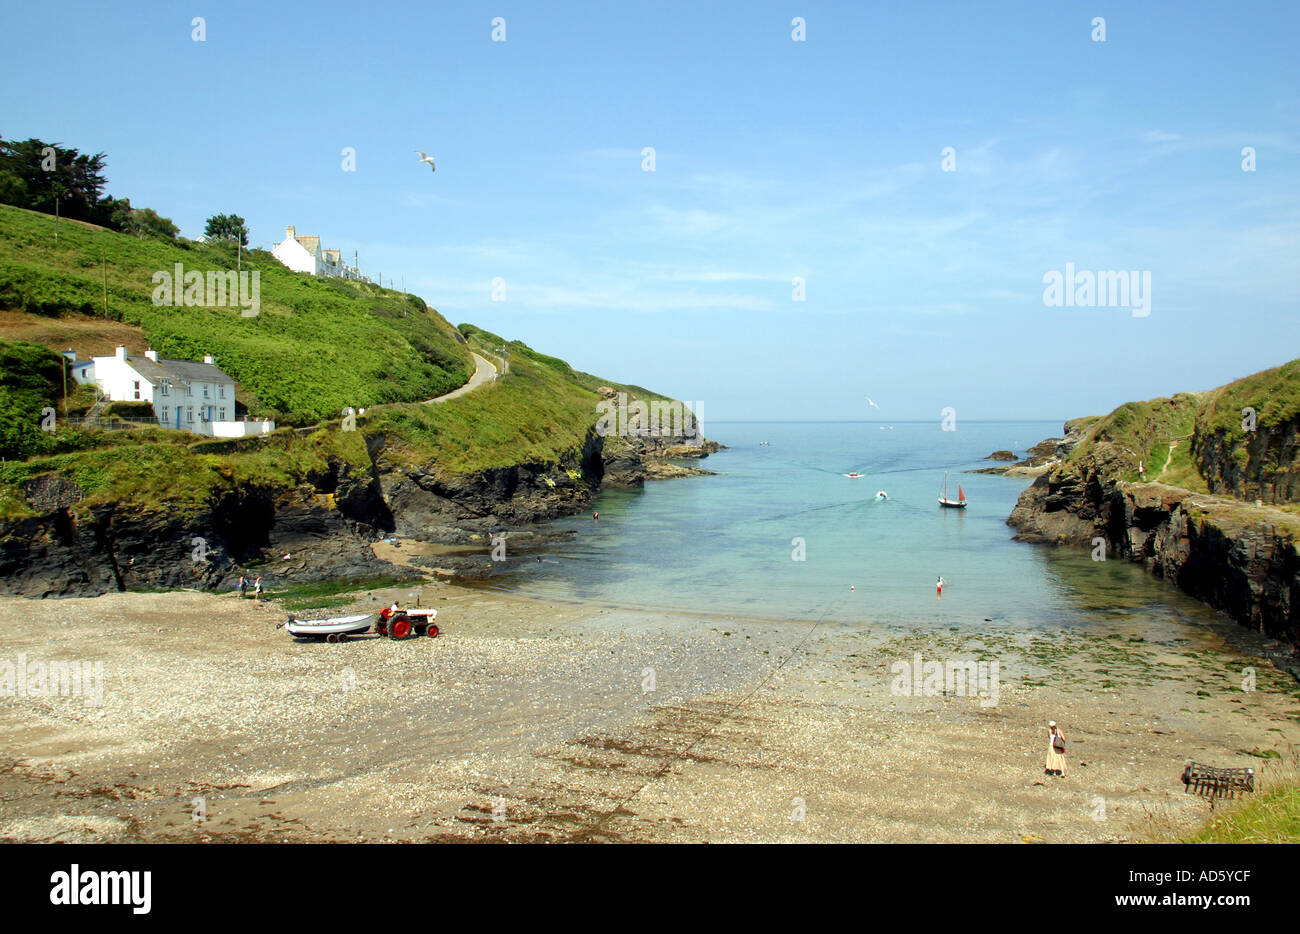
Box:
866 396 879 409
415 150 436 172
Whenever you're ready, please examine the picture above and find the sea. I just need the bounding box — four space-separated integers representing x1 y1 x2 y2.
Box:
478 421 1229 634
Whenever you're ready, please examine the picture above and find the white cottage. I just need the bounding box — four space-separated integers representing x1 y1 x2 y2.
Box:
272 225 361 279
89 346 270 436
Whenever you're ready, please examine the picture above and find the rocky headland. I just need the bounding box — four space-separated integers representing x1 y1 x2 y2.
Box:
0 422 723 598
1006 362 1300 660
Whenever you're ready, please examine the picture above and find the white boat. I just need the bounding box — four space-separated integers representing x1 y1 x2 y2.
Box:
285 613 374 641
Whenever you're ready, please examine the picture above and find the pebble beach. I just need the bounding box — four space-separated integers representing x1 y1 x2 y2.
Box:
3 582 1297 843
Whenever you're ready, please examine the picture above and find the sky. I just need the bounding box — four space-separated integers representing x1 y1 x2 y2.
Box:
2 0 1297 422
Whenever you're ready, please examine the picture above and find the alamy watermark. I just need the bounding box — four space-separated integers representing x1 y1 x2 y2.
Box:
152 263 260 316
1 653 104 707
1043 263 1150 318
596 392 703 444
890 652 999 707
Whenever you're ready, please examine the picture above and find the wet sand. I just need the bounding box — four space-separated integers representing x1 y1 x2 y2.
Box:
1 584 1297 843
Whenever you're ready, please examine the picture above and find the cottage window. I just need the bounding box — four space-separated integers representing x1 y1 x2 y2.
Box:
162 406 170 422
203 384 209 398
219 407 227 420
133 380 141 400
185 381 192 397
187 406 194 422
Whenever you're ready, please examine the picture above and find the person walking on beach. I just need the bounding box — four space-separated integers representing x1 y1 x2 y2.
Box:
237 574 247 599
1045 720 1067 776
253 576 264 602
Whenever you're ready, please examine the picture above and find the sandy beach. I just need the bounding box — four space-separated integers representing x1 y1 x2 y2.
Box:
2 583 1297 844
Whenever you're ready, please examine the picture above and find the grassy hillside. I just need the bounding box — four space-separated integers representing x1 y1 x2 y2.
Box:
1064 360 1300 496
0 206 707 524
0 323 692 519
0 203 472 423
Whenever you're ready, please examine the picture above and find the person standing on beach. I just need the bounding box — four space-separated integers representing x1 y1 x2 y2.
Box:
237 574 247 599
253 576 264 602
1045 720 1067 776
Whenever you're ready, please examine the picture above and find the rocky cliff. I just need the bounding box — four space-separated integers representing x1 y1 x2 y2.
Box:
0 423 721 598
1008 361 1300 651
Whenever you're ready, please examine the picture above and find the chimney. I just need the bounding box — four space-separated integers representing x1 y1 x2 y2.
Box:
285 225 295 240
203 354 216 365
115 345 127 361
145 349 158 362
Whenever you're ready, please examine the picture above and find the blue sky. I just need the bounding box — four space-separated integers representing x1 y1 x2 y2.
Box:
2 0 1297 422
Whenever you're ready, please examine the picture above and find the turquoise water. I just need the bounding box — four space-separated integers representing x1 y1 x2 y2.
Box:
483 421 1224 630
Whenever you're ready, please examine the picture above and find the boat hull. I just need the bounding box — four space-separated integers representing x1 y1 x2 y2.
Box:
938 499 967 508
285 613 375 638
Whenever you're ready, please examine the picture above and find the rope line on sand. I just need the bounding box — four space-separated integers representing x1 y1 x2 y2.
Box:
579 601 838 840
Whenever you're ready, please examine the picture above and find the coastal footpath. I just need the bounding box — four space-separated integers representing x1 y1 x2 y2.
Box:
1007 360 1299 662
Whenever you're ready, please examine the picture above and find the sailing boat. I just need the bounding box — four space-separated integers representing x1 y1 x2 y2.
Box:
938 472 967 509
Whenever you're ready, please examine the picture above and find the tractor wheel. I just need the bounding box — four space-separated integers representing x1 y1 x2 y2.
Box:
426 624 440 638
390 617 412 640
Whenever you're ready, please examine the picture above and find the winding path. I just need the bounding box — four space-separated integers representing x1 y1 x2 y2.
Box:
424 352 497 405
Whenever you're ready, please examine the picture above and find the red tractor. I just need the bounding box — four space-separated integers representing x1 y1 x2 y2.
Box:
376 605 439 640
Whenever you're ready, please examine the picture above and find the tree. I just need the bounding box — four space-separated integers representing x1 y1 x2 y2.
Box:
0 136 111 224
109 198 178 240
131 207 180 240
204 213 249 247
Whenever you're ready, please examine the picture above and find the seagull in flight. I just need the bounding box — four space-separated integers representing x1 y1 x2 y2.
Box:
415 150 436 172
866 396 879 409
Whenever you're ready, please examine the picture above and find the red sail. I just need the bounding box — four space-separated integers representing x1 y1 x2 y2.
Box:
957 484 965 501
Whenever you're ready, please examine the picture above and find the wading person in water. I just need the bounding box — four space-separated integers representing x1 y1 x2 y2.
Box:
1045 720 1066 776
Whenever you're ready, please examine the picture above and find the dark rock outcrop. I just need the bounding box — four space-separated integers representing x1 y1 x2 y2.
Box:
0 419 721 598
1008 422 1300 650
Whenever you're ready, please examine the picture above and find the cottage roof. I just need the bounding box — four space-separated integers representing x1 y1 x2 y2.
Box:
117 354 233 386
294 235 321 255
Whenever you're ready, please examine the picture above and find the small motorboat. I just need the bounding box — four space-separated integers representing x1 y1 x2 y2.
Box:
846 472 863 479
285 613 374 642
938 472 967 509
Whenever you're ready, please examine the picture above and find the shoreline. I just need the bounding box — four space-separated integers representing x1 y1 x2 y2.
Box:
3 582 1297 843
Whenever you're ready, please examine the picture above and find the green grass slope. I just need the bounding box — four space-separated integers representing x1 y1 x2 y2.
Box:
1064 358 1300 495
0 325 692 519
0 203 472 423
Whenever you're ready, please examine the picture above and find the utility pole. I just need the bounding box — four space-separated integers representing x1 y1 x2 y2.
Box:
61 350 68 416
54 195 59 243
101 247 108 318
